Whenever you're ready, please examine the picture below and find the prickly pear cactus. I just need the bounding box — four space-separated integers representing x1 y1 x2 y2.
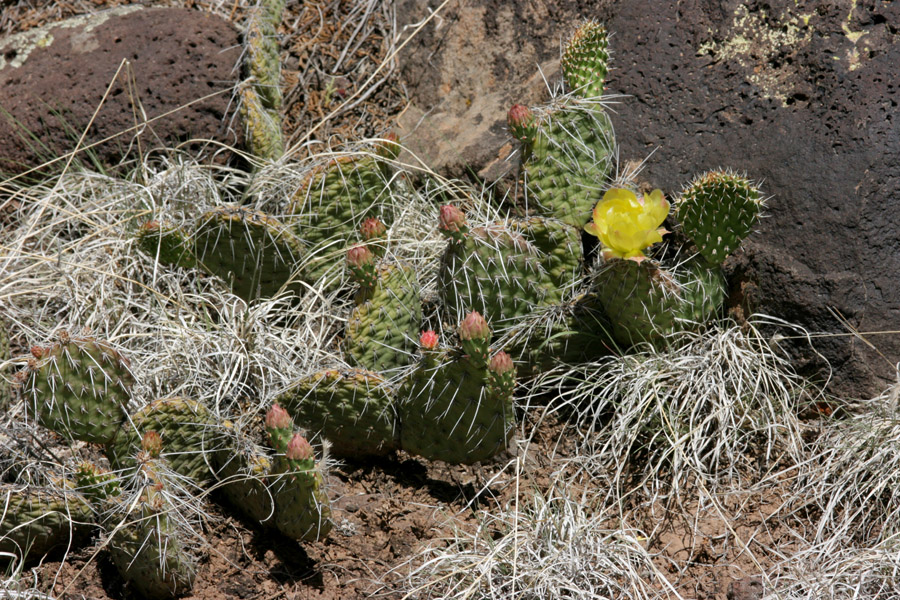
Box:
107 397 218 485
106 434 198 600
22 333 132 445
562 21 610 98
592 256 725 348
344 247 422 372
0 483 93 560
399 315 516 465
438 206 561 330
269 432 333 542
509 216 584 293
135 219 196 269
240 84 284 161
195 204 304 302
276 369 398 456
287 154 393 284
677 170 761 265
0 317 10 412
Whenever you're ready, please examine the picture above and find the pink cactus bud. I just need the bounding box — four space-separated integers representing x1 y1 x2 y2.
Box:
458 311 490 341
265 404 292 431
285 433 314 462
419 330 440 350
346 245 375 268
140 220 160 232
141 431 163 458
489 351 515 374
360 218 387 241
507 104 536 142
438 205 468 236
30 346 45 359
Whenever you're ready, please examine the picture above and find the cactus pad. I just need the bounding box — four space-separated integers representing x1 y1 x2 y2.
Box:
562 21 610 98
108 397 218 484
277 369 398 456
0 484 93 560
136 219 196 269
195 205 304 302
23 335 132 445
678 171 761 265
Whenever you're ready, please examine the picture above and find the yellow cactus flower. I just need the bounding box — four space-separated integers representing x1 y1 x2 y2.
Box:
585 188 669 261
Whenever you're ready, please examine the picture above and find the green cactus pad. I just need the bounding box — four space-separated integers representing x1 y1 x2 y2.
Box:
276 369 398 456
510 217 584 292
240 85 284 161
195 205 304 302
439 223 560 331
106 464 198 600
0 484 93 560
400 353 515 465
562 21 610 98
345 263 422 372
245 16 282 111
677 171 761 265
213 425 276 525
399 320 515 465
108 397 218 485
592 256 725 348
135 219 196 269
271 457 333 542
523 103 615 228
23 335 132 445
287 155 393 284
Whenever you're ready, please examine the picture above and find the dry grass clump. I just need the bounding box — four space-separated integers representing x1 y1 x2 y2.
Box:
524 317 814 500
395 479 677 600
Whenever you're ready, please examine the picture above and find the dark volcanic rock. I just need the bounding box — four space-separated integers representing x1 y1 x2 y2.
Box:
398 0 899 398
0 6 242 178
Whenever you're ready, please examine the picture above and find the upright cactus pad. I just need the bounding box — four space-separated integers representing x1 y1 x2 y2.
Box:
399 314 516 464
244 14 282 111
106 453 198 600
522 104 615 228
195 205 304 302
345 260 422 372
276 369 398 456
108 397 218 485
562 21 610 98
240 85 284 161
0 483 93 560
23 334 132 445
438 213 560 331
592 257 725 348
677 171 761 265
287 155 393 284
270 433 333 542
135 219 196 269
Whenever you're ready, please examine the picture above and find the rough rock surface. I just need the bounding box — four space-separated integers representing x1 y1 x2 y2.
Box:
0 6 242 177
398 0 899 398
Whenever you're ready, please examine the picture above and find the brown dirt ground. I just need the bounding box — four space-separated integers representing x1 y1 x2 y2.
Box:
0 1 809 598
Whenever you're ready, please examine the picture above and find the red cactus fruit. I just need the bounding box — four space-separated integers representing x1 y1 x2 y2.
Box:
419 330 440 350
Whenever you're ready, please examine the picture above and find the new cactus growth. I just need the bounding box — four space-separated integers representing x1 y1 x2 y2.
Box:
507 104 537 155
22 333 132 445
677 170 761 265
270 432 333 542
562 21 610 98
